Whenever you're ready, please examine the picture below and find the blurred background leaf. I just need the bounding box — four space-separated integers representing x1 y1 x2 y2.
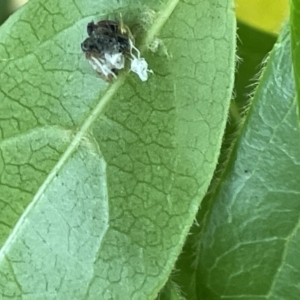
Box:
234 0 289 109
224 0 288 169
0 0 26 25
236 0 289 34
0 0 10 25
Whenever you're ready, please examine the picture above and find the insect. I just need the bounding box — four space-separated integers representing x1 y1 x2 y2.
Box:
81 20 132 81
81 19 152 82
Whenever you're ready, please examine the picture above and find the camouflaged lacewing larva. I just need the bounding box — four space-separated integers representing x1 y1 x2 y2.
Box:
81 19 152 82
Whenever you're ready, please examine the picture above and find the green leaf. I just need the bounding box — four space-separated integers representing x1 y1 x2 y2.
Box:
190 23 300 299
0 0 235 298
290 0 300 112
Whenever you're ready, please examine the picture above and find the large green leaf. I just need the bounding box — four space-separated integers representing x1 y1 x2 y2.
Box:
0 0 235 298
183 23 300 299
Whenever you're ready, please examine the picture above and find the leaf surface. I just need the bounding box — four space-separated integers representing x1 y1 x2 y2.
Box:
194 24 300 299
0 0 235 298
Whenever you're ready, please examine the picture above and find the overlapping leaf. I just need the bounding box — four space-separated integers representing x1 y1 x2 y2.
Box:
174 23 300 299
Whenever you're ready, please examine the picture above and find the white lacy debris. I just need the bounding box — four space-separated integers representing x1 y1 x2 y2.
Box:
87 39 152 82
104 52 125 70
129 39 153 82
89 56 117 78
